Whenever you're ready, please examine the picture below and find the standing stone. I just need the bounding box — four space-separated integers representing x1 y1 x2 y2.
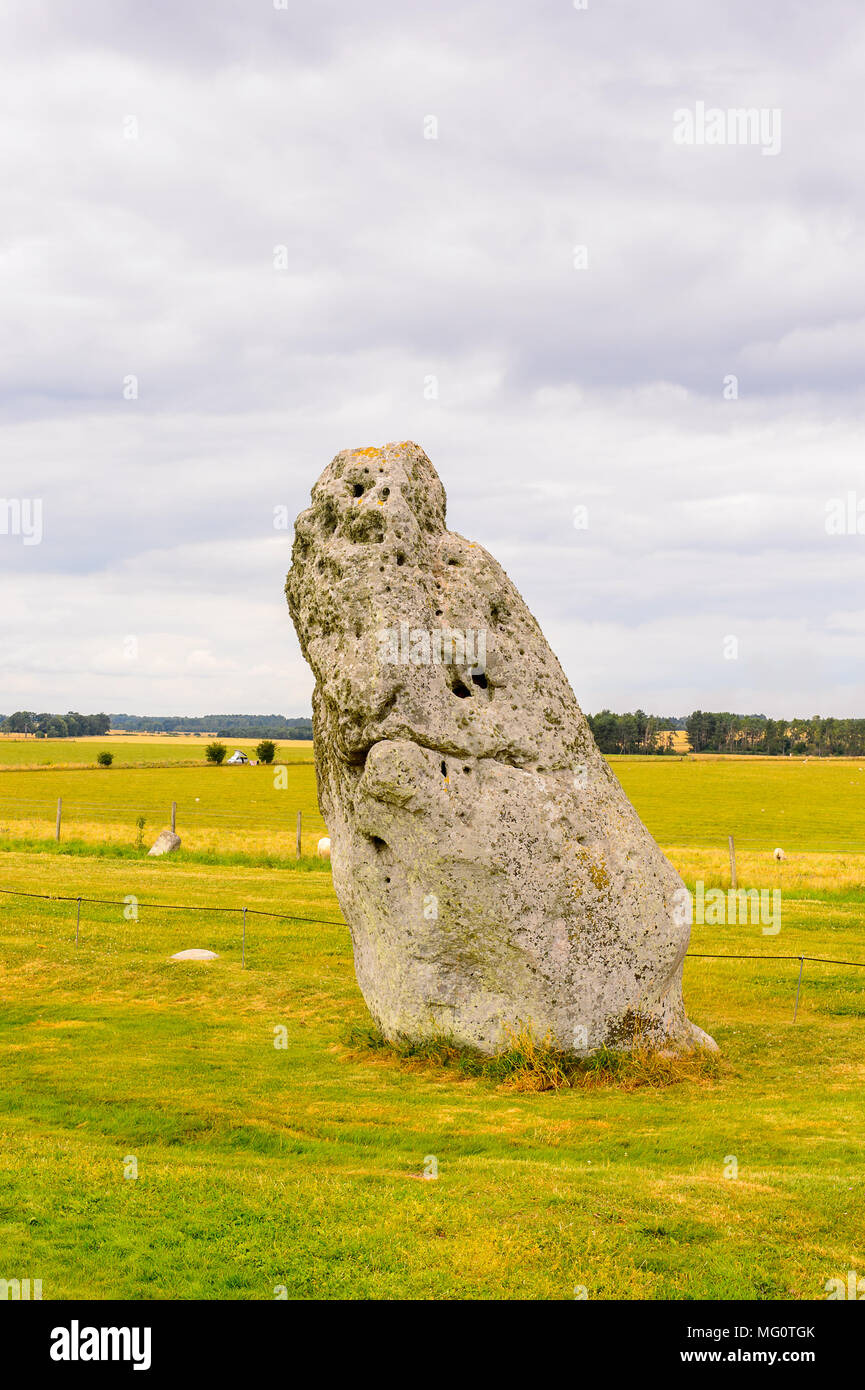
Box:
286 442 714 1055
148 829 181 857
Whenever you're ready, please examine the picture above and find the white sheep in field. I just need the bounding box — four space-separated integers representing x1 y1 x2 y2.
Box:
773 847 786 862
317 836 332 860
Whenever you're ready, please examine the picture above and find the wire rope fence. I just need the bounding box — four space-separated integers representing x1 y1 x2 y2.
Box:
2 887 865 1018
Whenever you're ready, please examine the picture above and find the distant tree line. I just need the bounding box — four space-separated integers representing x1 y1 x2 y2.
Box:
7 706 861 756
0 711 313 740
587 710 684 754
684 711 865 757
587 709 865 757
0 711 111 738
110 714 313 739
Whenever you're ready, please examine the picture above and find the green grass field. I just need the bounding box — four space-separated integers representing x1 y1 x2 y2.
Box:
1 746 864 1299
0 735 315 769
612 755 865 852
0 740 324 858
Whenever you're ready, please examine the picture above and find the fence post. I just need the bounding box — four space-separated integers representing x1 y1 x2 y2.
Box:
56 797 62 842
296 811 302 861
728 835 737 889
171 801 177 834
75 896 81 945
793 956 805 1022
242 906 246 969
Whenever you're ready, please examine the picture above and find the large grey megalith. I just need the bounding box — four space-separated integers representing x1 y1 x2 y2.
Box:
286 441 713 1056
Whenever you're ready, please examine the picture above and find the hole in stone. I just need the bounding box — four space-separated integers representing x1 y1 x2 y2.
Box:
471 671 488 690
450 679 471 699
440 761 447 776
447 558 459 566
396 552 406 566
435 609 443 616
369 835 387 853
381 487 390 499
351 482 365 497
463 766 471 774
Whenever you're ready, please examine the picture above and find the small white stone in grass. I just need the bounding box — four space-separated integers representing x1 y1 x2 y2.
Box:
317 836 332 859
170 948 219 961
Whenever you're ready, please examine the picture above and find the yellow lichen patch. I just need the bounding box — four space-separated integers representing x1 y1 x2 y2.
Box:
569 845 611 897
588 860 610 892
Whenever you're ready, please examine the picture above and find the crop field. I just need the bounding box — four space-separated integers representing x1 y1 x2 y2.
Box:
0 734 315 768
1 746 864 1299
0 740 323 859
613 755 865 852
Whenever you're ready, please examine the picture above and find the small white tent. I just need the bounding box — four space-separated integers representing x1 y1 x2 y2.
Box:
226 749 249 765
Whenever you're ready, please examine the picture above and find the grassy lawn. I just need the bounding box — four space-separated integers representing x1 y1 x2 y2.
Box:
611 755 865 852
0 735 314 769
0 761 324 858
1 756 864 1299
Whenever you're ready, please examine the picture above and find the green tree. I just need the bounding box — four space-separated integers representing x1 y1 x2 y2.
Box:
255 740 277 764
618 713 638 753
588 710 619 753
205 741 227 765
4 710 36 735
97 751 113 767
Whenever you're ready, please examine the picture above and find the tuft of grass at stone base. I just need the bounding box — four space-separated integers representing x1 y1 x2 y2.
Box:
344 1023 725 1092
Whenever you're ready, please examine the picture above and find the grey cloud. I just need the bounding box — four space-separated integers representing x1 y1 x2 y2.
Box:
1 0 863 716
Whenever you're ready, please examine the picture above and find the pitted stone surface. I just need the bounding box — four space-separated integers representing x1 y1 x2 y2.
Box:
286 441 713 1055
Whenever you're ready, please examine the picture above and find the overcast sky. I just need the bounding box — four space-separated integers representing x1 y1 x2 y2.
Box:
1 0 863 719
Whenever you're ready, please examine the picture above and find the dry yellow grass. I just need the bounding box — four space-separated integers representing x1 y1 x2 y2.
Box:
0 816 326 859
666 845 865 898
